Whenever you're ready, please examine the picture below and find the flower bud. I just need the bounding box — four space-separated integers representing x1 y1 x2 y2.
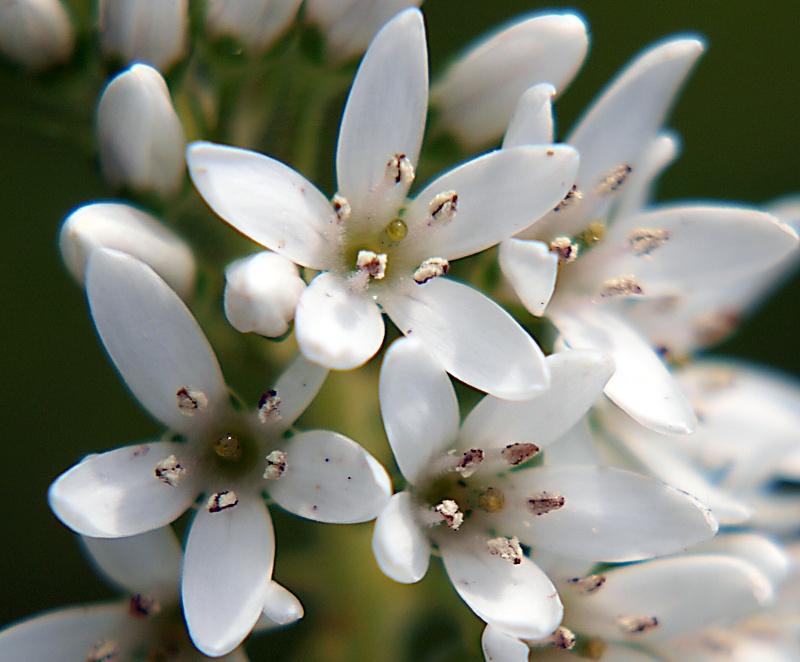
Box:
224 251 306 337
0 0 74 71
59 202 196 299
98 0 189 71
97 63 186 198
204 0 302 53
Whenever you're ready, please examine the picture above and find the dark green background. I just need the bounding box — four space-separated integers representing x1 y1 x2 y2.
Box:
1 1 798 660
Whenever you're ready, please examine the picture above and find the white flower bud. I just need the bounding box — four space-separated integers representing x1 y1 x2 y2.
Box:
98 0 189 71
305 0 422 64
0 0 74 71
97 63 186 198
224 251 306 337
59 202 196 299
204 0 302 53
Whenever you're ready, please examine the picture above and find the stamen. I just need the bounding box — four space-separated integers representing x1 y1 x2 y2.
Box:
595 164 633 195
553 184 581 212
501 443 540 467
154 455 185 487
332 194 351 224
454 448 484 478
356 250 388 280
385 218 408 242
413 257 449 284
427 190 458 225
207 490 238 513
618 615 659 635
263 450 287 480
487 536 523 565
599 275 644 298
176 386 208 415
549 236 579 264
568 574 607 594
628 228 670 256
129 594 161 617
86 640 119 662
386 153 415 187
479 487 505 513
435 499 464 530
258 389 282 423
527 492 565 516
213 434 241 461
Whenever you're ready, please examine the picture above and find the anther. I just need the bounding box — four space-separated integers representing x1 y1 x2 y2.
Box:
176 386 208 415
356 250 388 279
550 236 579 264
213 434 241 461
551 627 577 650
258 389 282 423
85 640 119 662
628 228 670 256
332 194 351 223
154 455 185 487
479 487 505 513
527 492 565 516
487 536 523 565
618 615 659 635
207 490 238 513
386 154 415 186
413 257 449 284
501 443 540 467
595 164 633 195
428 191 458 225
553 184 581 212
385 218 408 242
454 448 484 478
435 499 464 530
263 450 287 480
599 275 644 298
568 574 607 594
129 594 161 618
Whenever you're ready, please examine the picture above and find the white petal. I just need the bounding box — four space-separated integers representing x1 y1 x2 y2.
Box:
0 602 130 660
97 63 186 198
615 131 681 220
86 249 229 432
0 0 74 71
336 8 427 217
372 492 431 583
553 307 696 434
690 532 791 589
187 142 334 269
379 337 459 484
59 202 196 300
543 418 604 467
295 272 384 370
440 542 562 639
502 466 718 562
224 251 306 338
481 624 530 662
403 145 579 261
256 581 304 629
564 555 773 642
269 352 329 428
269 430 391 523
205 0 302 53
98 0 189 70
460 350 613 452
384 278 549 400
498 239 558 316
432 13 587 149
82 527 182 597
502 83 557 148
183 494 274 657
48 441 198 537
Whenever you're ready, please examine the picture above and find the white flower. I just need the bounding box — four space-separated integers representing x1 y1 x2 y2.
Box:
498 37 799 433
97 63 186 198
0 527 302 660
204 0 302 53
188 8 579 399
0 0 74 71
304 0 423 64
224 251 306 337
59 201 196 299
430 13 588 150
48 248 391 656
98 0 189 71
372 338 718 639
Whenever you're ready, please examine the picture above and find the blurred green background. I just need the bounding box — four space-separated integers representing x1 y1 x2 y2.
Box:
1 1 798 660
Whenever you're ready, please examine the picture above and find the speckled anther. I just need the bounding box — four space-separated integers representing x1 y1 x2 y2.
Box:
628 228 670 256
129 594 161 617
599 275 644 298
618 615 659 635
332 194 351 223
258 389 282 423
386 153 415 187
207 490 238 513
413 257 449 284
527 492 565 516
454 448 484 478
154 455 185 487
487 536 523 564
501 443 540 467
569 573 607 594
595 164 633 195
553 184 581 212
263 450 287 480
356 250 388 279
427 190 458 225
435 499 464 530
550 236 579 263
176 386 208 415
85 639 119 662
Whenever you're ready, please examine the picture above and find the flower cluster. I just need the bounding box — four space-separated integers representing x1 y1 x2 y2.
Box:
1 2 799 661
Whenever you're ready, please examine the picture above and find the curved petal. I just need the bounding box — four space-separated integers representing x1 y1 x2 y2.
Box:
502 83 556 149
384 278 549 399
372 492 431 583
48 441 198 537
402 145 579 261
690 533 791 589
459 350 613 452
86 249 228 432
481 624 530 662
615 131 681 220
269 430 391 523
183 494 274 657
379 337 459 484
498 238 558 316
501 466 718 562
440 541 562 639
187 142 334 269
82 527 182 597
295 272 385 370
336 8 427 217
256 581 304 630
265 352 329 428
553 306 696 434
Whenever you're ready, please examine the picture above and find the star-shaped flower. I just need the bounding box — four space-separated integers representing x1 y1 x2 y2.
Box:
48 248 390 656
187 8 579 400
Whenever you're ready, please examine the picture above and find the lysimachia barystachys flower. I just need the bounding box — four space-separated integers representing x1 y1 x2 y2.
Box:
187 8 579 399
498 37 799 433
0 0 74 71
0 527 303 660
373 337 718 639
48 248 391 656
204 0 303 54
